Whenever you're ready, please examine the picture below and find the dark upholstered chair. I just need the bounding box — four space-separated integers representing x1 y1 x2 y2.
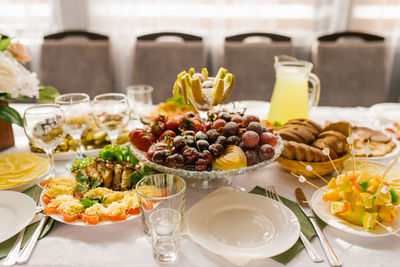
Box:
132 32 206 103
223 33 294 101
313 31 386 107
40 31 115 98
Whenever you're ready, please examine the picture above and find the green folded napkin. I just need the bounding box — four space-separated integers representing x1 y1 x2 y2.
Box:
249 186 326 265
0 185 56 259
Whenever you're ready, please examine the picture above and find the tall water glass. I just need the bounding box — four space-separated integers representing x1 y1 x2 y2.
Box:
92 93 129 145
150 208 181 263
55 93 91 159
23 104 66 176
136 174 186 237
126 85 153 120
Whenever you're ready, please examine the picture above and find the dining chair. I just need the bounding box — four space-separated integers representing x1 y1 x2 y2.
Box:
132 32 206 103
223 32 294 102
40 30 115 98
312 31 386 107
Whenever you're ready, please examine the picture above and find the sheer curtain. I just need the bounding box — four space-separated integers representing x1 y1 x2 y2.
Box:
0 0 58 74
87 0 318 92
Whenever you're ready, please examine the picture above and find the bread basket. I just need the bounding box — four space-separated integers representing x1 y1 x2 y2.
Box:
277 153 350 178
275 119 351 178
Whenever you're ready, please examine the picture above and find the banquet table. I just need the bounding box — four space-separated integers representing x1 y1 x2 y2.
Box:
1 101 400 267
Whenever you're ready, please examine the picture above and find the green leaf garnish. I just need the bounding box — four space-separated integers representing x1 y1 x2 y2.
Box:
129 165 156 188
70 157 94 172
358 182 368 192
79 196 107 208
75 171 89 184
98 144 139 165
90 178 101 189
80 197 97 208
76 184 89 194
166 96 192 106
0 37 11 52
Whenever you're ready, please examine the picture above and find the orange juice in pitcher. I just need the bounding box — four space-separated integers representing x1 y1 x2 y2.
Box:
267 55 320 125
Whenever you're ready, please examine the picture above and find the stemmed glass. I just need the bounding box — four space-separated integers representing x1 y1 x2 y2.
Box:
92 93 130 145
23 104 66 177
55 93 91 160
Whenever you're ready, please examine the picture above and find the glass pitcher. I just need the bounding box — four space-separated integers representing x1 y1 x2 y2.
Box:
267 55 320 125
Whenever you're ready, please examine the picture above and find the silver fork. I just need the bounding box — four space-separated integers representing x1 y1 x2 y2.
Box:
265 186 324 263
3 189 41 266
17 190 49 264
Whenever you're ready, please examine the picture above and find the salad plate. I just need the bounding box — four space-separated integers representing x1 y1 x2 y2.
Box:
0 191 36 243
185 190 300 260
311 186 400 237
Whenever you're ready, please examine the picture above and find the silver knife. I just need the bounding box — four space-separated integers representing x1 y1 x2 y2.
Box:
295 188 342 267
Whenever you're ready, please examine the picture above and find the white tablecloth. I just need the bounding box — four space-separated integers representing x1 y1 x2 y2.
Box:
1 102 399 267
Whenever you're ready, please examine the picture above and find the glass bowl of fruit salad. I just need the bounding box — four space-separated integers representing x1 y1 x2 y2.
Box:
129 111 284 190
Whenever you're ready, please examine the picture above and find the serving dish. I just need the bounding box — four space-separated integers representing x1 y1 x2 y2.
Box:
0 152 49 191
311 186 400 237
277 153 350 178
40 190 140 227
131 139 283 179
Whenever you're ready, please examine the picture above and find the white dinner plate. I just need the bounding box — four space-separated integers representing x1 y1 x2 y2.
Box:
40 191 140 227
311 186 400 237
185 190 300 260
0 191 36 243
368 103 400 124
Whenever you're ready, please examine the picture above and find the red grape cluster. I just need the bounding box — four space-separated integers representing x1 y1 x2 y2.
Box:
129 110 278 171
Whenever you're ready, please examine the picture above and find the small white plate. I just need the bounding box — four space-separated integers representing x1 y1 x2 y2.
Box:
185 190 300 260
0 191 36 243
311 186 400 237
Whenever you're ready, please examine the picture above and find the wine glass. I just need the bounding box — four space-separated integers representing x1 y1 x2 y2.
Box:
23 104 66 177
55 93 91 159
126 85 153 121
92 93 130 145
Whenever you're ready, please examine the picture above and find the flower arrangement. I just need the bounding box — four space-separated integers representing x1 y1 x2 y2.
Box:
0 35 59 126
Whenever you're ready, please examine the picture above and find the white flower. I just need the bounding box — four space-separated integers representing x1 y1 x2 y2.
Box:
0 51 39 99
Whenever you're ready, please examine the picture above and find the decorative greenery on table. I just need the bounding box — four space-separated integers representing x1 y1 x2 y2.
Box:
0 35 60 127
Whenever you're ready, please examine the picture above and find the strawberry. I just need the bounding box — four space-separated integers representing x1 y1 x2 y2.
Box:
204 122 211 131
192 119 204 132
129 128 145 144
165 118 179 131
151 121 165 137
153 114 166 123
135 132 155 151
158 130 177 142
178 117 194 131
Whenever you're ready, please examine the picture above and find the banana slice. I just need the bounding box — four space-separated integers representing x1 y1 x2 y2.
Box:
191 77 204 104
221 73 235 101
213 67 228 87
173 71 187 98
188 67 195 77
212 79 225 106
180 74 192 104
201 68 208 81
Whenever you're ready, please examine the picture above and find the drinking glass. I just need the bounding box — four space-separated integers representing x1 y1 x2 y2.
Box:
23 104 66 176
136 173 186 237
126 85 153 120
150 208 181 263
92 93 130 145
55 93 91 159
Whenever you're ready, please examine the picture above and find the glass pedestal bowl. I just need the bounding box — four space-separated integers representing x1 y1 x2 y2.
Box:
130 135 284 191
